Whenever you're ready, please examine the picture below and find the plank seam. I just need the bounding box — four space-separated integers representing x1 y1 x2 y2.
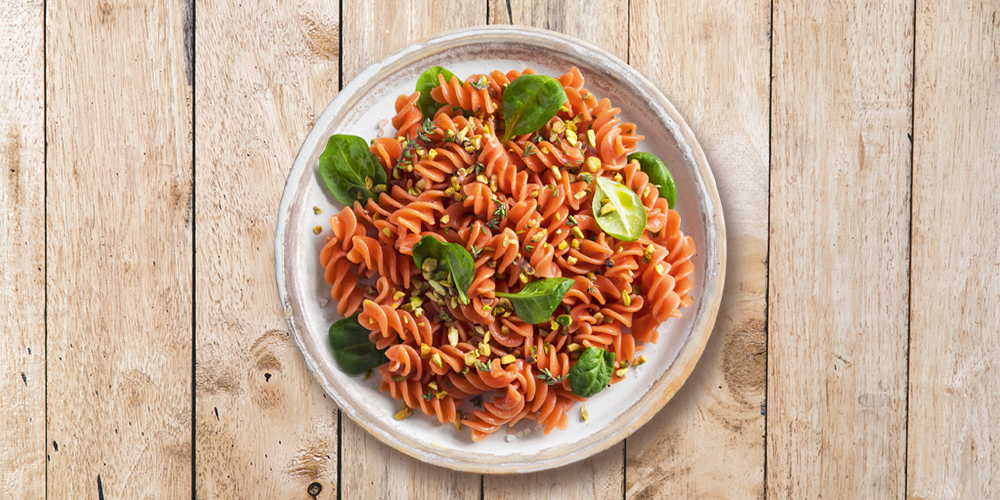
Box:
903 0 917 497
764 0 774 497
43 0 49 497
188 0 197 498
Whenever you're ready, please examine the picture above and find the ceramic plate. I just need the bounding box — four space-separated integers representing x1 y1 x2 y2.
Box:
276 25 725 473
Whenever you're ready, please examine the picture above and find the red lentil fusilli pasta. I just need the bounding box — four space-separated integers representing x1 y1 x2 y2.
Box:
319 67 695 441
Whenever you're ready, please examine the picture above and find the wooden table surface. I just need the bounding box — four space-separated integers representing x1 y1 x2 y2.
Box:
2 0 998 498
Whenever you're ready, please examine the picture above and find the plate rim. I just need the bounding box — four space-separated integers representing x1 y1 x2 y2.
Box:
275 24 727 474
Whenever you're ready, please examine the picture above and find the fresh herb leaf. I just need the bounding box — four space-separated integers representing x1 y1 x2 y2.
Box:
592 177 647 242
522 143 537 157
495 277 575 324
537 368 568 385
470 396 483 408
416 66 457 118
470 75 489 90
486 198 506 230
411 236 475 305
627 152 676 209
501 74 568 144
318 134 388 205
578 172 595 184
328 314 388 375
567 347 615 397
566 215 578 226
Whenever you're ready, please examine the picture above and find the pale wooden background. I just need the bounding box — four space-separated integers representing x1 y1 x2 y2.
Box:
1 0 997 498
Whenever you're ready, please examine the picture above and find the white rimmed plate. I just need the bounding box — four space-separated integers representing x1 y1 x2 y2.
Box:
275 25 725 474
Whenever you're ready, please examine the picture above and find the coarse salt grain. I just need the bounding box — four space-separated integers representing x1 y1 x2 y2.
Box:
505 435 516 443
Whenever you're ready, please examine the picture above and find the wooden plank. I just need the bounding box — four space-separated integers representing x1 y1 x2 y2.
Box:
907 2 1000 498
194 1 342 499
0 1 45 499
484 2 626 498
45 0 193 498
337 1 484 497
624 0 770 498
768 1 912 498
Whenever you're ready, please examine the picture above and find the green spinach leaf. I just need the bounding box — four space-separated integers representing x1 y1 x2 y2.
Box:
411 236 475 305
501 74 567 144
328 314 387 375
627 152 676 209
568 347 615 397
494 277 574 324
415 66 457 119
318 134 387 205
592 177 647 241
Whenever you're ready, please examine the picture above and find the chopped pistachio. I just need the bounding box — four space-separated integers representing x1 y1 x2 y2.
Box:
566 120 577 133
551 120 566 135
478 342 491 357
622 290 632 307
413 307 425 318
655 264 665 275
420 343 431 358
313 206 323 215
565 129 578 146
612 173 623 183
571 238 581 249
586 156 601 172
428 381 439 390
426 148 438 160
430 353 443 368
421 258 439 273
393 405 412 421
615 367 628 378
454 411 464 431
566 255 579 265
464 351 479 366
634 355 647 367
448 326 459 346
393 291 406 302
571 227 585 239
566 343 582 353
557 240 568 251
587 129 597 148
600 203 617 216
435 390 447 400
501 354 516 365
581 405 589 421
382 227 392 237
313 225 323 234
574 189 588 200
593 312 605 323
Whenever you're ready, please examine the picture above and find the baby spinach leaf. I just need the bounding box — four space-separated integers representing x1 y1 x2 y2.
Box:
318 134 387 206
501 74 567 144
328 314 387 375
628 152 676 209
568 347 615 398
495 277 575 325
592 177 647 242
415 66 457 119
411 236 475 305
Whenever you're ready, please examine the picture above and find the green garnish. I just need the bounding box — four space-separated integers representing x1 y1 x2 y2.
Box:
500 74 568 144
411 236 475 305
591 177 647 241
567 347 615 397
627 152 676 209
318 134 388 205
495 277 575 325
328 314 388 375
416 66 457 118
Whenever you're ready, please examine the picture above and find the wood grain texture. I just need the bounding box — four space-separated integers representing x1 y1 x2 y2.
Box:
768 1 912 498
0 1 45 499
194 1 341 499
483 2 629 498
907 2 1000 498
625 0 770 498
45 0 193 498
487 0 628 61
336 2 485 498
